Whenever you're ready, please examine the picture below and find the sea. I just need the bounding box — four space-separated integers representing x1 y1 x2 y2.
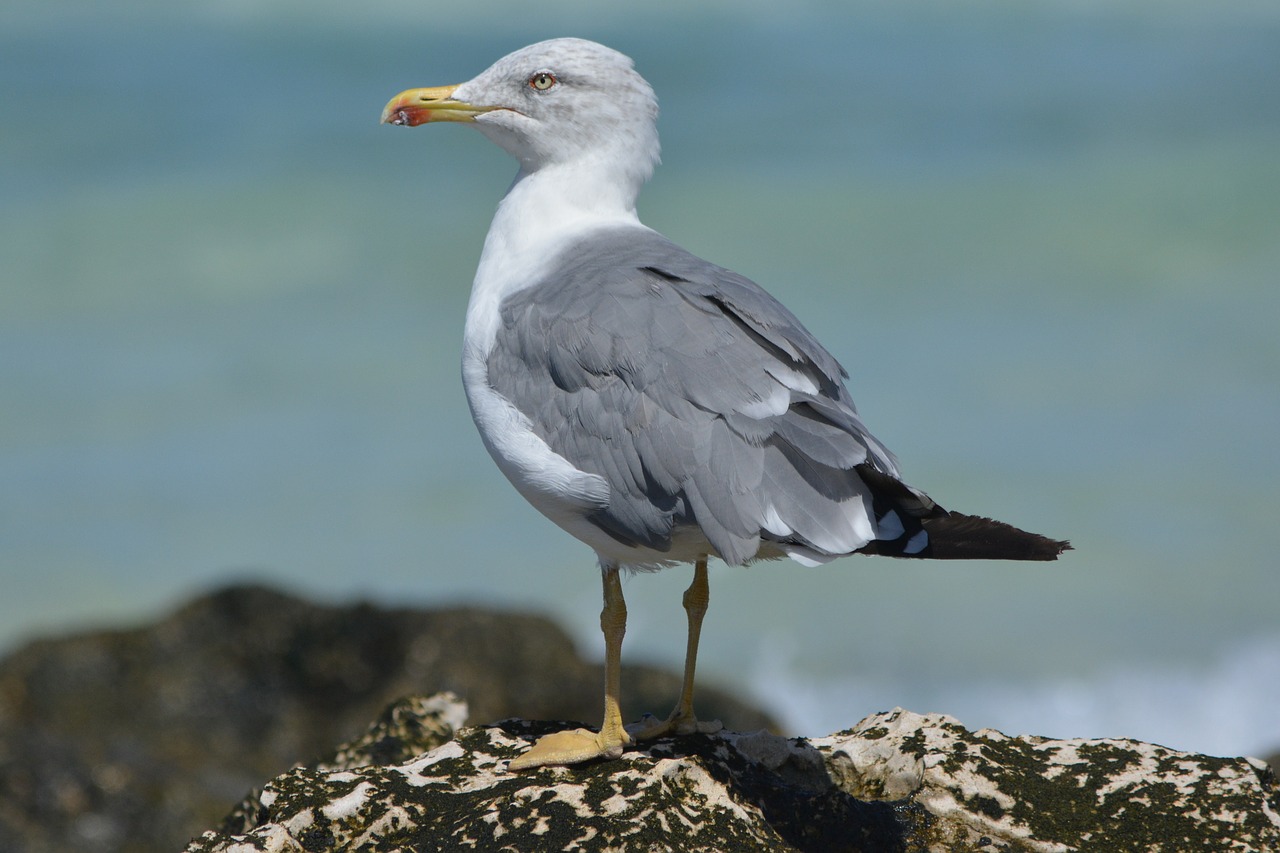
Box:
3 0 1278 759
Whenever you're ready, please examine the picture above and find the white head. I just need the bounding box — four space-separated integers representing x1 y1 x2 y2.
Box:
383 39 661 200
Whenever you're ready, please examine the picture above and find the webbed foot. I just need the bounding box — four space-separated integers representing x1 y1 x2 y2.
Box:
629 709 723 740
509 726 632 770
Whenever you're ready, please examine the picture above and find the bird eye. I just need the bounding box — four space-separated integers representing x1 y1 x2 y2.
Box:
528 72 557 91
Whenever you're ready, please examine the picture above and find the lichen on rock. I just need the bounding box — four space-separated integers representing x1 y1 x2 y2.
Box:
814 709 1280 851
187 697 1280 853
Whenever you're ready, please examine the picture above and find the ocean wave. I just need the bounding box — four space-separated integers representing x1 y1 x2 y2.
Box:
748 631 1280 759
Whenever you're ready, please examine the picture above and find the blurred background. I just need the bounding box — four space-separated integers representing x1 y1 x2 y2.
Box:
3 0 1278 759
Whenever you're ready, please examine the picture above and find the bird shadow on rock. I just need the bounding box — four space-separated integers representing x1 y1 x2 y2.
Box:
487 717 926 853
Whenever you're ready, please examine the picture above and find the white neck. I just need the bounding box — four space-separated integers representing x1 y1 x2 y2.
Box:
462 161 646 362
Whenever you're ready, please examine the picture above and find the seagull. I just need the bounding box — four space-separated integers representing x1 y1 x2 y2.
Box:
381 38 1069 771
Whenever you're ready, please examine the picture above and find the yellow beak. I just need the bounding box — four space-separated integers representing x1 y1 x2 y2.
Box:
380 84 496 126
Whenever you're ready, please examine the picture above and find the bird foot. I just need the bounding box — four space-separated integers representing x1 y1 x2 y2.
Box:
508 726 631 771
628 711 723 741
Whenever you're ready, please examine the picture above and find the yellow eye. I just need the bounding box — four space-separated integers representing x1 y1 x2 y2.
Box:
529 72 557 91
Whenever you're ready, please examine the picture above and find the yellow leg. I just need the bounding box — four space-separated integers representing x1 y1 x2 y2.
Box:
598 566 631 748
633 558 723 740
509 566 633 770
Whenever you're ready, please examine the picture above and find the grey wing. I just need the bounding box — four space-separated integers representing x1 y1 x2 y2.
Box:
486 227 923 566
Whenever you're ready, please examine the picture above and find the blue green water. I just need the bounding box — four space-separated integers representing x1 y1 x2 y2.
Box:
4 1 1279 756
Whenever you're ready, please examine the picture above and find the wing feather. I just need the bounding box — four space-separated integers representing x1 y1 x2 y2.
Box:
486 226 906 564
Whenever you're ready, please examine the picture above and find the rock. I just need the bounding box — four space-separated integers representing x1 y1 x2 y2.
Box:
188 697 1280 853
813 712 1280 851
0 584 777 853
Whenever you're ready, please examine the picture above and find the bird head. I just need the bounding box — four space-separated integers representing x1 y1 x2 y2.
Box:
382 38 661 188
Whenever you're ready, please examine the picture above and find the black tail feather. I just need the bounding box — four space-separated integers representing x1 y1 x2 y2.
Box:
920 511 1070 560
858 511 1070 561
854 463 1071 561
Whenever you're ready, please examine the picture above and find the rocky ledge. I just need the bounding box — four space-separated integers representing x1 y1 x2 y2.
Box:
189 692 1279 853
0 585 775 852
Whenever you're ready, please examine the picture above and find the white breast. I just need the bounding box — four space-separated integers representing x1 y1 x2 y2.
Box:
459 165 655 561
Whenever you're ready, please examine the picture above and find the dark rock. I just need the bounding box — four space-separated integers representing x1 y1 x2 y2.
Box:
0 584 776 853
187 696 1280 853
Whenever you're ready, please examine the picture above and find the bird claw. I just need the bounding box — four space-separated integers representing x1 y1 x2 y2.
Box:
629 711 723 741
508 727 631 771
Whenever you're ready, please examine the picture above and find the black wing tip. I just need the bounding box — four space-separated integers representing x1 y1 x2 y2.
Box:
920 512 1071 561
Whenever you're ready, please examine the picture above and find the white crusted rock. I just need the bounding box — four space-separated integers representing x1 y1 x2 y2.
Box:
187 696 1280 853
812 707 1280 852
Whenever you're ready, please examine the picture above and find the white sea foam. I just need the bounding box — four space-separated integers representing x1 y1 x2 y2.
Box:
749 632 1280 759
